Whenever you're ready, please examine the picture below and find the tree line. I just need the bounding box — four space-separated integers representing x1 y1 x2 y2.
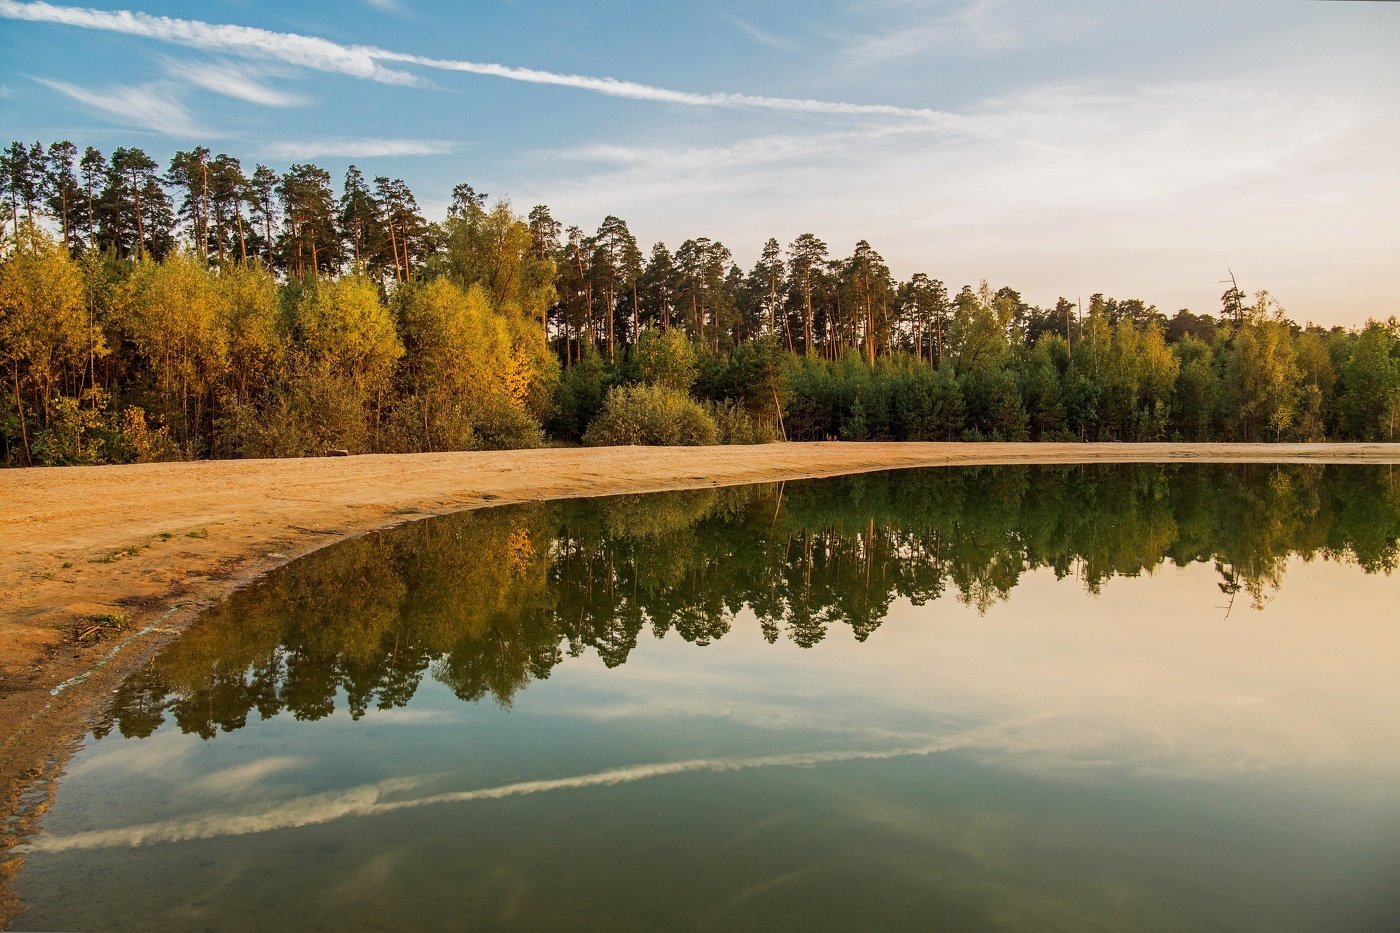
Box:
3 138 1399 466
99 463 1400 736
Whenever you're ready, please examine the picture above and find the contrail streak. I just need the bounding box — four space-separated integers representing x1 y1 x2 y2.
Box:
25 737 979 853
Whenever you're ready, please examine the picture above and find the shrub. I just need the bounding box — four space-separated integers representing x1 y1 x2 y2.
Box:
470 397 546 450
382 393 477 453
549 349 611 441
710 402 779 445
31 391 111 465
114 406 181 463
960 366 1029 441
30 388 182 465
220 374 369 458
583 384 719 446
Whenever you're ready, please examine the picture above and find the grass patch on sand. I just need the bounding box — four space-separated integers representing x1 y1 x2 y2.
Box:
98 544 144 563
71 612 130 644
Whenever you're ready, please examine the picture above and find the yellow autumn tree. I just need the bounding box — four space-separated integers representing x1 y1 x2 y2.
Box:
125 252 230 453
0 224 100 463
217 262 283 405
391 277 551 450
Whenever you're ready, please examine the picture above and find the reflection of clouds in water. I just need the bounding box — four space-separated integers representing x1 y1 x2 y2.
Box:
555 680 1354 781
548 560 1400 782
26 777 425 853
26 721 1031 853
352 708 455 725
549 693 930 744
64 730 198 781
792 798 1143 932
65 736 311 802
532 609 963 741
966 702 1352 780
194 756 308 796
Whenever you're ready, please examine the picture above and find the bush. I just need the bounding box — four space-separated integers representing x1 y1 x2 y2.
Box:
29 389 182 465
710 402 779 445
219 374 369 458
583 384 719 446
470 397 546 450
549 349 612 441
382 393 477 453
113 406 181 463
31 391 110 465
959 366 1029 441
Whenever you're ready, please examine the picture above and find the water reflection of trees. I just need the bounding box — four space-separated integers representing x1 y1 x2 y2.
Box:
101 465 1400 740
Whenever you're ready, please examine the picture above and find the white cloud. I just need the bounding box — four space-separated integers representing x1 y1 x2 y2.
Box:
261 137 454 159
64 729 197 781
0 0 421 85
0 0 965 122
377 50 964 122
36 77 205 135
355 708 453 724
163 58 307 108
531 76 1397 322
707 4 797 52
845 0 1095 64
23 777 423 852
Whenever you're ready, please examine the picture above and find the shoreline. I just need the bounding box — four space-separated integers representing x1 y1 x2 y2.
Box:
3 440 1400 920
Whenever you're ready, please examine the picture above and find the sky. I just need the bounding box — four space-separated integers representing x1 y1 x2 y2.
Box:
0 0 1397 325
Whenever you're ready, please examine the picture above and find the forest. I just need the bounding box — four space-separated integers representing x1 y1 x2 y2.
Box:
2 138 1399 466
100 464 1400 734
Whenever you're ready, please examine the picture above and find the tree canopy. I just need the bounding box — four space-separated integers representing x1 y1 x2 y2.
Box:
3 137 1398 466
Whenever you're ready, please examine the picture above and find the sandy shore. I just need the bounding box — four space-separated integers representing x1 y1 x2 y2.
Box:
2 440 1399 905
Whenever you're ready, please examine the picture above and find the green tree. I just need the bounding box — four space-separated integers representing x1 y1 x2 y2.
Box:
1339 320 1400 440
1171 335 1218 441
786 234 827 356
590 215 641 357
277 164 340 276
628 328 697 392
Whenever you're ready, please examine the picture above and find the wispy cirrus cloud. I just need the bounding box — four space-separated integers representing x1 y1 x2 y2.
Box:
35 77 205 135
845 0 1095 65
0 0 962 123
261 137 454 159
706 4 797 52
163 58 307 108
536 75 1390 318
0 0 421 85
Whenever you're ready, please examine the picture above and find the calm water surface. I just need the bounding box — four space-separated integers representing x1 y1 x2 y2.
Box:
13 465 1400 931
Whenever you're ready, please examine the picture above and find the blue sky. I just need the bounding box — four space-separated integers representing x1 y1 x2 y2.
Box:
1 0 1397 324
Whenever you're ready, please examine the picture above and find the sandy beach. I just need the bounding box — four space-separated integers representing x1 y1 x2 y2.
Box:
3 440 1399 887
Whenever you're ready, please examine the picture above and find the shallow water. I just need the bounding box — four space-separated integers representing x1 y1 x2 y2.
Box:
13 465 1400 931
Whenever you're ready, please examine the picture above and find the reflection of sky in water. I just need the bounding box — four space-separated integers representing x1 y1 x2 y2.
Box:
13 470 1400 930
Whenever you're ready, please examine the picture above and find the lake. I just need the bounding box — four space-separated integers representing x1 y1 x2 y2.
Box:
11 464 1400 931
